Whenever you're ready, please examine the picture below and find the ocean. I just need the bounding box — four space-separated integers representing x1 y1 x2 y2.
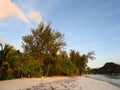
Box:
86 74 120 87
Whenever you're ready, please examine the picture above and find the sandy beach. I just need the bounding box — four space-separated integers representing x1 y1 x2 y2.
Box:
0 76 120 90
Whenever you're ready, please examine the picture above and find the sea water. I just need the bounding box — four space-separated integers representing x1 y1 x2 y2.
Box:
86 74 120 87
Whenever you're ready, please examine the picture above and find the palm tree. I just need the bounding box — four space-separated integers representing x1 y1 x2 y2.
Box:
0 43 4 65
0 43 13 66
0 43 14 79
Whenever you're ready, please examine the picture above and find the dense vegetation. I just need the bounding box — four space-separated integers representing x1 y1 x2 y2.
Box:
91 62 120 74
0 23 95 80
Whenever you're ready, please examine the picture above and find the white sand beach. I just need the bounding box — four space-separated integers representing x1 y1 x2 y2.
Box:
0 76 120 90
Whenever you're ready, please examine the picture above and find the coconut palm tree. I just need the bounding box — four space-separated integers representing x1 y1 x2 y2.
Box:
0 43 14 79
0 43 13 66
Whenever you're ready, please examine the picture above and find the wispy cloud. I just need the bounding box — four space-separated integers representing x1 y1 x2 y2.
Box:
27 9 43 24
0 0 29 23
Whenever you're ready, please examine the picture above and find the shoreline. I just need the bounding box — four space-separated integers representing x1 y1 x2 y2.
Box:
86 75 120 88
0 76 120 90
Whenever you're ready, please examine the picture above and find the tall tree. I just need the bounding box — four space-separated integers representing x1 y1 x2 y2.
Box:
0 43 14 80
22 23 66 59
69 50 95 75
69 50 81 67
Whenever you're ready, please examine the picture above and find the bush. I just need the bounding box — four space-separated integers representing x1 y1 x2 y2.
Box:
61 58 78 76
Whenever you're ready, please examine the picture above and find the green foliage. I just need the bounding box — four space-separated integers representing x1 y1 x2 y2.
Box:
22 54 43 77
43 55 57 76
0 44 14 66
61 58 78 75
0 43 43 80
42 53 78 76
22 23 66 58
84 67 91 74
0 44 14 80
69 50 95 75
0 23 95 80
0 61 13 80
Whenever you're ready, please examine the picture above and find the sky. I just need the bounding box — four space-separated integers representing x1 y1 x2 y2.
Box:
0 0 120 68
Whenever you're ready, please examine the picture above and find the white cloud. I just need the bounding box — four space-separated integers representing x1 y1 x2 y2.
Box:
0 0 29 23
27 9 43 24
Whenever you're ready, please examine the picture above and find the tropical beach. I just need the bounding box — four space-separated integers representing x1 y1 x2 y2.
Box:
0 76 120 90
1 0 120 90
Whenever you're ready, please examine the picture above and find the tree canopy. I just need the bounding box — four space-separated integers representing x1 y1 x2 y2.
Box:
22 23 66 58
0 23 95 80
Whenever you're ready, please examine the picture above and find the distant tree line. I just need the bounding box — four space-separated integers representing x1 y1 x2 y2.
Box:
0 23 95 80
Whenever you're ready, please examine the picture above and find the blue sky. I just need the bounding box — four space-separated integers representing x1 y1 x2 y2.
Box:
0 0 120 68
